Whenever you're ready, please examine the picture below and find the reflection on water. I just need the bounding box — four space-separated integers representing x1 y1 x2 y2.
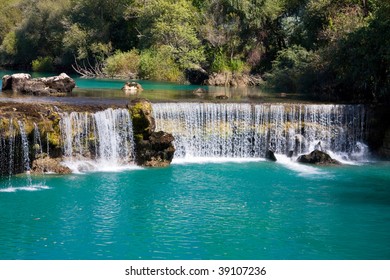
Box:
0 70 313 104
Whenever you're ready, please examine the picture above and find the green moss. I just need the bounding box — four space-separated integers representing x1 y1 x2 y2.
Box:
47 131 61 147
129 100 154 137
134 133 143 143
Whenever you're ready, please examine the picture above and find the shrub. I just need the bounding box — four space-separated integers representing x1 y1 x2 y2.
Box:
265 45 317 92
210 52 230 73
229 58 247 73
103 49 140 78
32 56 54 72
139 46 184 82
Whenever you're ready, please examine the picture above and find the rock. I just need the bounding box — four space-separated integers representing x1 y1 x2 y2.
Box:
122 81 143 94
287 150 294 158
185 67 209 85
216 95 228 100
128 98 156 139
193 87 207 97
1 73 75 96
204 73 263 87
2 73 32 91
31 156 72 174
265 149 277 161
204 72 231 86
297 150 341 165
136 131 175 167
128 98 175 167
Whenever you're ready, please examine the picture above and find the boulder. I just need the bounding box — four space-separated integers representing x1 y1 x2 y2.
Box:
128 98 175 167
122 81 143 94
2 73 32 91
265 149 277 161
31 156 72 174
193 87 207 97
1 73 75 96
297 150 341 165
136 131 175 167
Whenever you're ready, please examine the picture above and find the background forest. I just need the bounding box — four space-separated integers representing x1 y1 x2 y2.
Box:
0 0 389 102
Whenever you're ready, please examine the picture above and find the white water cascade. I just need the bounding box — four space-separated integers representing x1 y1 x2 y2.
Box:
153 103 367 161
60 108 136 171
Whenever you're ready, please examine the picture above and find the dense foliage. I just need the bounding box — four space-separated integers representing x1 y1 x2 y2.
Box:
0 0 388 102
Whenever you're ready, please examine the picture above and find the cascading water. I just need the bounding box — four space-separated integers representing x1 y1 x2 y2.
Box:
153 103 367 161
59 108 135 171
33 123 43 159
18 120 32 185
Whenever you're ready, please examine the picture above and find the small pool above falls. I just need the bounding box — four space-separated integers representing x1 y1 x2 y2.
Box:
153 103 368 162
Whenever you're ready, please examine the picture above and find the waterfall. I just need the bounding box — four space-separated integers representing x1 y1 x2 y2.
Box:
33 123 43 158
18 120 33 185
59 108 135 171
153 103 367 161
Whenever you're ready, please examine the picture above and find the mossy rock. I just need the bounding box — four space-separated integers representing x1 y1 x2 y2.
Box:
128 98 156 140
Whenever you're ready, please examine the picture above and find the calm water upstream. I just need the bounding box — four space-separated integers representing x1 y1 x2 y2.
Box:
1 160 389 260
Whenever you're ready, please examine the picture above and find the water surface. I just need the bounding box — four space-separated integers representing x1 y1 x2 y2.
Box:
1 160 389 260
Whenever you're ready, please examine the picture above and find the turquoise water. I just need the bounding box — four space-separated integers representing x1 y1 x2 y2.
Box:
1 160 389 260
0 70 308 102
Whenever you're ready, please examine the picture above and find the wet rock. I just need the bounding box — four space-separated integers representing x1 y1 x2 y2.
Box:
297 150 341 165
122 82 143 95
128 98 156 139
128 98 175 167
136 131 175 167
1 73 75 96
31 156 72 174
265 149 277 161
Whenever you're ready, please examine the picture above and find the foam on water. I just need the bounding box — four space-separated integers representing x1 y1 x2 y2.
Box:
63 160 141 174
275 154 328 177
172 156 265 165
0 184 50 192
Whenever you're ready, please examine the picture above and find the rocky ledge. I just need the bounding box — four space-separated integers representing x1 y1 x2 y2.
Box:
32 156 72 175
2 73 76 96
128 98 175 167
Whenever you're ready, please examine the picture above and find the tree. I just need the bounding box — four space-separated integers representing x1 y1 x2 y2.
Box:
127 0 204 69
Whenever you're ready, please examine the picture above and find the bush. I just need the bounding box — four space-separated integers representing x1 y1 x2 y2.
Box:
210 52 248 74
103 49 140 78
210 52 230 73
31 56 54 72
139 46 184 82
229 58 247 73
265 45 317 92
